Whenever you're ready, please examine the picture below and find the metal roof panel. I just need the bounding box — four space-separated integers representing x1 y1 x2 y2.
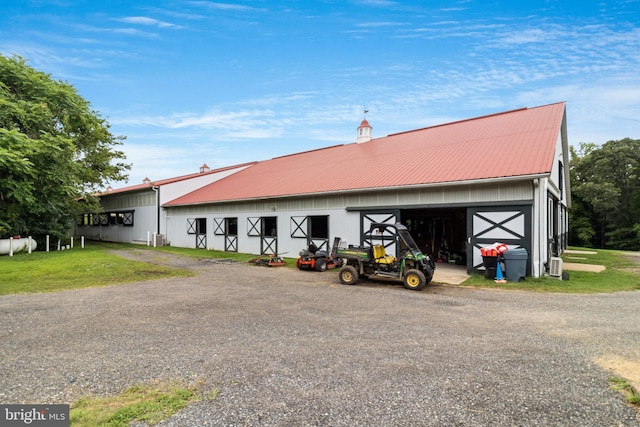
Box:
164 102 566 206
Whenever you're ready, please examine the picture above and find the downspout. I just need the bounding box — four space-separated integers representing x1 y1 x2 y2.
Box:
532 178 540 277
152 186 160 234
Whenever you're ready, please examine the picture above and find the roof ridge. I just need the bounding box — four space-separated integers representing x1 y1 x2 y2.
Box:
271 144 344 160
388 107 530 137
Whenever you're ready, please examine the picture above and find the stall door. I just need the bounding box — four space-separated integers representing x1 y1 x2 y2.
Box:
290 215 329 251
361 212 399 255
467 206 531 274
187 218 207 249
260 216 277 255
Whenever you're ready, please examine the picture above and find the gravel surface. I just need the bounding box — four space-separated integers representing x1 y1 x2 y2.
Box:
1 248 639 426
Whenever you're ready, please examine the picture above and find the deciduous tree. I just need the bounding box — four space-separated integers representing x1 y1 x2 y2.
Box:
570 138 640 249
0 55 129 243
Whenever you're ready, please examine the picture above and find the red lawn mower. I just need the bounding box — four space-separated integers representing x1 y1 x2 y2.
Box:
295 238 342 272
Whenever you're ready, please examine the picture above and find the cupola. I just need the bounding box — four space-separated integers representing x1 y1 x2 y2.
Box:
356 118 372 143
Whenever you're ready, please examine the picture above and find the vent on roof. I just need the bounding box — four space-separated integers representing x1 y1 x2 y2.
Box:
200 163 210 173
143 177 151 185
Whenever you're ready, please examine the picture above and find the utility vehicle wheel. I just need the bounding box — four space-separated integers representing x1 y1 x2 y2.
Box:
338 265 359 285
315 258 328 272
403 269 426 290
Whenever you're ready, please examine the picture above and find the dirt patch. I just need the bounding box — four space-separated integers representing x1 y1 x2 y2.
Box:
595 355 640 393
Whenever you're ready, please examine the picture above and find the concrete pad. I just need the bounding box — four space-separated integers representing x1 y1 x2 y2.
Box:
432 262 469 285
563 262 606 272
564 249 598 255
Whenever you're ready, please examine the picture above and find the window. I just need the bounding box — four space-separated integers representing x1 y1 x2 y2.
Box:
196 218 206 234
226 218 238 236
188 218 206 234
263 217 277 237
309 215 329 239
93 213 108 226
107 211 134 226
558 161 564 200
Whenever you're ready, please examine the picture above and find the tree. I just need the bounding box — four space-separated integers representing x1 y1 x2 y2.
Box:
0 54 130 243
569 139 640 249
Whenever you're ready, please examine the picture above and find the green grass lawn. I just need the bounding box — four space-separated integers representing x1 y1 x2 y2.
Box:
461 246 640 293
0 242 191 295
2 242 639 295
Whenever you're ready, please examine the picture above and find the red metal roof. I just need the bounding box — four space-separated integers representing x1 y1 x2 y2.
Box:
165 102 566 206
98 162 257 196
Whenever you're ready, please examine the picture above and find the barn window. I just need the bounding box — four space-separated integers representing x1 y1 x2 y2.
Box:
188 218 206 234
309 215 329 239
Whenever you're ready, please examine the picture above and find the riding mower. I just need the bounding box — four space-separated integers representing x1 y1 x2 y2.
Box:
296 237 342 272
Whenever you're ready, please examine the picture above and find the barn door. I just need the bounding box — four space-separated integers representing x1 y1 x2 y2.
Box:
290 216 329 251
467 206 531 274
261 217 277 255
225 217 238 252
361 212 399 255
188 218 207 249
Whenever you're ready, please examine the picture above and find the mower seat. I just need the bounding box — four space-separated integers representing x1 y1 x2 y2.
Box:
372 244 395 264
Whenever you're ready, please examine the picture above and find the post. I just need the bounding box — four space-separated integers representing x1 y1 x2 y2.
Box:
46 235 50 252
153 232 157 248
57 239 61 251
9 237 13 257
81 236 85 248
28 236 32 254
71 237 74 249
147 231 151 246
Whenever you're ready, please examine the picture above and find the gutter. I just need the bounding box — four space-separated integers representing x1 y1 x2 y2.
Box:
163 173 550 208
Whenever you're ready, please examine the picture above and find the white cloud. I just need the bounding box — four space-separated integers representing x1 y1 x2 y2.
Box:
117 16 182 29
187 1 264 12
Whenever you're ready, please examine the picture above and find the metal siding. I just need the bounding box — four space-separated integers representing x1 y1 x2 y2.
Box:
76 205 156 244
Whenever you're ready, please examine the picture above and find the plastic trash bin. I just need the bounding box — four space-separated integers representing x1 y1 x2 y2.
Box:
503 248 528 282
482 255 498 279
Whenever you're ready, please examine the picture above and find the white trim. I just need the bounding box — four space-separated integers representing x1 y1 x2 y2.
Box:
164 173 550 207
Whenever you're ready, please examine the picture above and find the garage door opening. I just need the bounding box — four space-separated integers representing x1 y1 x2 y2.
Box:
400 207 467 266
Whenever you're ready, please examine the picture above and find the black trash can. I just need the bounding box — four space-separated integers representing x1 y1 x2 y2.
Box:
503 248 528 282
482 255 498 279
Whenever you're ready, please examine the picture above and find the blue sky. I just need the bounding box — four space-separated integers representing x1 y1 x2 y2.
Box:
1 1 639 187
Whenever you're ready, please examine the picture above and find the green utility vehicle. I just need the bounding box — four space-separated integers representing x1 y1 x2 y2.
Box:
336 223 436 290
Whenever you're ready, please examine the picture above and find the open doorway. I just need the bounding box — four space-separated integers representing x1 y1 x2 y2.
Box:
400 207 467 265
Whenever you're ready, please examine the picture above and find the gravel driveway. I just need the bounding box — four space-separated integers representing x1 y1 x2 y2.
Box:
1 249 639 426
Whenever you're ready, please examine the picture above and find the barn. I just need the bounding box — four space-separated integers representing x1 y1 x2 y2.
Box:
158 102 570 278
76 162 255 245
79 102 569 278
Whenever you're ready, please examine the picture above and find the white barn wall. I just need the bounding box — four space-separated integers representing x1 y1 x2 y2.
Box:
76 190 157 244
163 206 359 256
163 180 535 256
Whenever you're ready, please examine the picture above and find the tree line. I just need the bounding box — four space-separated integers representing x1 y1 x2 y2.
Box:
569 138 640 250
